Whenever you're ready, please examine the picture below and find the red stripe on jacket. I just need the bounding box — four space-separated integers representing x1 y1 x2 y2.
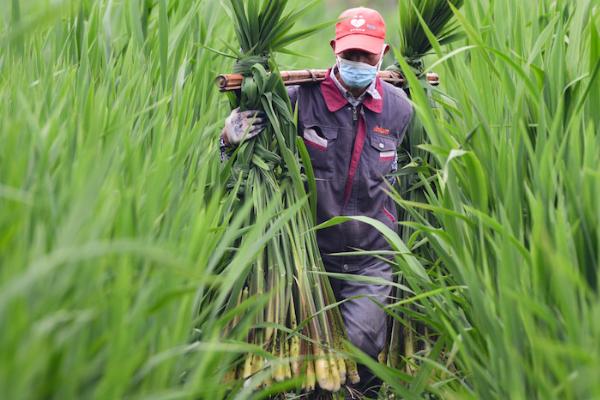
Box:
343 114 367 204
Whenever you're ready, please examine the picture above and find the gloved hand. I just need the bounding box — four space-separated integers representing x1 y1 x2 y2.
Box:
222 107 267 145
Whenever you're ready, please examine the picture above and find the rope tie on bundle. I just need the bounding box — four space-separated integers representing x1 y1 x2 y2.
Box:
233 55 269 75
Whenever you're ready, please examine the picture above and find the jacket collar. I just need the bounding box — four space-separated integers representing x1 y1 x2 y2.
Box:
320 68 384 114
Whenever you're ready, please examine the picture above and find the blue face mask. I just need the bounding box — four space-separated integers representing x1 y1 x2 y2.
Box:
336 49 384 89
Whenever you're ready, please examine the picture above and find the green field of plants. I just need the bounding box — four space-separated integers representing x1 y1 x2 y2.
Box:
1 0 599 399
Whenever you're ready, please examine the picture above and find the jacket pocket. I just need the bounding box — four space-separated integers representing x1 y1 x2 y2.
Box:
302 125 338 179
368 134 397 179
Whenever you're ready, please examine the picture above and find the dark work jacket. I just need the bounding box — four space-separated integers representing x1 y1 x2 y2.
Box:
288 69 413 272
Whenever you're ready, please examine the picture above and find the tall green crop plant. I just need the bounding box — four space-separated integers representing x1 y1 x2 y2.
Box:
0 1 293 398
207 0 358 394
370 0 600 398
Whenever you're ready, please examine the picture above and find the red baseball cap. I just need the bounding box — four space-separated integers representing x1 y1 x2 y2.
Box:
334 7 386 55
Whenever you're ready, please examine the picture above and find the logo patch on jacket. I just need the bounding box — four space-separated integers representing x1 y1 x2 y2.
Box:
303 128 327 151
380 150 395 161
373 126 390 135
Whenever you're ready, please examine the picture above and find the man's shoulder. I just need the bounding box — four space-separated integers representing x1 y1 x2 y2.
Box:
380 80 409 103
287 82 324 107
379 81 413 134
381 80 413 118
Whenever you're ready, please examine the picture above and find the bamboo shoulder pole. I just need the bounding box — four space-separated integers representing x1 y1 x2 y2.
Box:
216 69 439 92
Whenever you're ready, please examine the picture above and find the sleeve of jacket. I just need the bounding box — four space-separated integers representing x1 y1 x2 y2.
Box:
288 85 299 110
388 91 414 186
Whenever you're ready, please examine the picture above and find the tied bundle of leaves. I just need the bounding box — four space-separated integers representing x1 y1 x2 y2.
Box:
215 0 358 393
394 0 464 72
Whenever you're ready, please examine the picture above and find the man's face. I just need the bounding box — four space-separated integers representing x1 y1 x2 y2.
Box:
338 49 381 66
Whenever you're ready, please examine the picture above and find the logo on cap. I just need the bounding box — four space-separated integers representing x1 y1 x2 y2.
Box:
350 17 365 28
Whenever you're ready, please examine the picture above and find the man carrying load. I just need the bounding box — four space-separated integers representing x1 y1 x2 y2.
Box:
221 7 413 397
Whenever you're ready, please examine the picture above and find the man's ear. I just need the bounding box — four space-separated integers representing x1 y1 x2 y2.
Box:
383 44 391 55
330 40 336 52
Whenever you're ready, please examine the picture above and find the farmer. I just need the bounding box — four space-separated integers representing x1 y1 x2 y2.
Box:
221 7 413 398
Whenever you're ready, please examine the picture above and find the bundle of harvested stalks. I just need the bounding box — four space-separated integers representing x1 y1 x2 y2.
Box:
216 0 358 393
383 0 464 373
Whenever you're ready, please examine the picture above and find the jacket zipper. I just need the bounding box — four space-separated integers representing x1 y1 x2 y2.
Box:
346 106 359 212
